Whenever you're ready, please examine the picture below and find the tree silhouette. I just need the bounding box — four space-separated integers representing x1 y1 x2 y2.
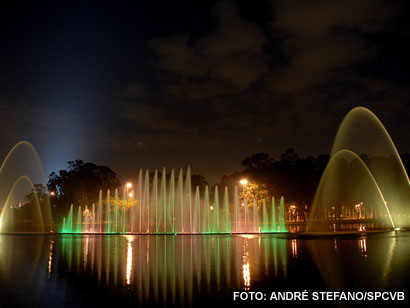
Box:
48 160 120 218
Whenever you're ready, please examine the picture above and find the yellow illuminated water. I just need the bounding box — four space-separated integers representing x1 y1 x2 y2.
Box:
310 107 410 230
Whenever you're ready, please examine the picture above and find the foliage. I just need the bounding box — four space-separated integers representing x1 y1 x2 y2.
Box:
239 182 270 208
191 174 208 192
24 184 48 202
48 160 120 218
219 148 330 211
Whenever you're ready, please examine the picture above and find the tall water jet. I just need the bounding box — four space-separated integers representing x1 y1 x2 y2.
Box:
98 191 103 233
185 166 192 232
76 206 82 233
121 189 127 233
169 169 175 233
204 186 210 233
60 166 289 234
252 199 258 232
234 186 239 233
84 205 89 232
160 167 167 233
271 197 277 232
91 203 95 233
177 169 183 233
262 199 268 232
143 170 150 233
152 170 158 233
243 199 248 233
223 187 230 233
106 190 111 233
278 197 286 232
213 186 220 233
194 186 200 233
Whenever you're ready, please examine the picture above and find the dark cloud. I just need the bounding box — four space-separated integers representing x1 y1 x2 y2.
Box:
149 1 268 95
120 102 182 131
268 0 399 95
264 0 409 145
0 94 67 143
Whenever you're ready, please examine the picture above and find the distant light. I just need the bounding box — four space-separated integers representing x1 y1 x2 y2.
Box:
128 192 133 198
240 179 248 185
50 191 55 196
126 182 132 189
210 206 214 211
394 228 401 231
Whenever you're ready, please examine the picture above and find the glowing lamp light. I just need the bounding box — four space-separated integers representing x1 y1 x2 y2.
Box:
50 191 55 196
240 179 248 185
128 192 133 198
126 182 132 189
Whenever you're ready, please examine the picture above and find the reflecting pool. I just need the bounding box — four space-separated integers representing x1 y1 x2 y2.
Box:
0 233 409 307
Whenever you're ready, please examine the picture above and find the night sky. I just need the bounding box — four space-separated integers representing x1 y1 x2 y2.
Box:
1 0 410 184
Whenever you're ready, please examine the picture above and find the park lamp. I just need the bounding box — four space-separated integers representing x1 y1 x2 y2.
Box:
240 179 248 185
126 182 132 189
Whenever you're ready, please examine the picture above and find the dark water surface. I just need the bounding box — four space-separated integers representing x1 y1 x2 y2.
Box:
0 232 409 307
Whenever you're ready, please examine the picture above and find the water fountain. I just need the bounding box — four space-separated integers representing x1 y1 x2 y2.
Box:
309 107 410 230
3 107 407 235
60 167 288 234
0 141 51 232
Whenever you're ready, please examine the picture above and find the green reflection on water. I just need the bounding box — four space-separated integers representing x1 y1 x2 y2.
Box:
54 235 288 305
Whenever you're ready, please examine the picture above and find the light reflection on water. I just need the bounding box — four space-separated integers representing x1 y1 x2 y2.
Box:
0 233 409 307
291 239 298 258
242 239 250 290
359 238 367 257
55 235 287 305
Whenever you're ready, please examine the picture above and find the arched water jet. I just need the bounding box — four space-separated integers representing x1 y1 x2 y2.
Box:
0 175 45 232
331 106 410 228
309 149 395 230
0 141 51 232
0 141 46 180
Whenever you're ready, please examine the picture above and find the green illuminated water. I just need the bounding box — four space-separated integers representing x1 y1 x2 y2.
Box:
60 167 288 234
